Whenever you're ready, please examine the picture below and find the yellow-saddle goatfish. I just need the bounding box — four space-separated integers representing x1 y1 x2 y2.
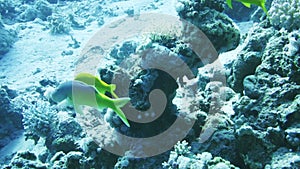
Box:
226 0 268 15
50 80 130 127
75 72 119 98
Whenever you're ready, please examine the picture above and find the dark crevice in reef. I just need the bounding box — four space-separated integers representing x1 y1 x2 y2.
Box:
115 69 179 138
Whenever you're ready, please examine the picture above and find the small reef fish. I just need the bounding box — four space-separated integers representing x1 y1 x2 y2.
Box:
50 80 131 127
226 0 268 14
75 72 118 98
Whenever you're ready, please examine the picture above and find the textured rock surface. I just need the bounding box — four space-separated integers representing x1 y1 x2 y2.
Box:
176 0 240 53
227 23 275 93
22 99 58 144
266 148 300 169
21 93 83 153
47 14 71 34
0 27 17 56
227 15 300 168
0 86 23 149
0 0 18 24
3 150 48 169
162 141 239 169
18 0 53 22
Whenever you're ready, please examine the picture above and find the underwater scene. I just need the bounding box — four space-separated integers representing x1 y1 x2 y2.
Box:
0 0 300 168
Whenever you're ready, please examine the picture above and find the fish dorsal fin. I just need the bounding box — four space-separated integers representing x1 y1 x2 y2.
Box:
242 2 251 8
261 2 268 15
75 72 119 98
226 0 233 8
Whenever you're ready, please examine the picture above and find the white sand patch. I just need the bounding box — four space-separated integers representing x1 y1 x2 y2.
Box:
0 132 34 164
0 0 178 91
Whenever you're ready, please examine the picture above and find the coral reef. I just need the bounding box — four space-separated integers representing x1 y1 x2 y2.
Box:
2 150 48 169
22 99 58 144
162 141 239 169
227 19 300 168
284 30 300 59
266 147 300 168
47 14 71 34
173 71 240 165
3 0 300 169
176 0 240 53
22 97 83 154
18 0 53 22
0 26 17 56
110 40 138 65
0 0 15 16
46 113 83 153
227 24 275 93
9 90 118 168
70 15 224 166
0 0 18 24
101 40 189 136
147 32 206 75
114 151 169 169
269 0 300 31
0 86 22 149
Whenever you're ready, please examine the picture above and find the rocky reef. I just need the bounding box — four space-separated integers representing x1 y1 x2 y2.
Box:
226 1 300 167
0 24 17 56
0 86 22 151
163 141 238 169
2 0 300 169
176 0 240 53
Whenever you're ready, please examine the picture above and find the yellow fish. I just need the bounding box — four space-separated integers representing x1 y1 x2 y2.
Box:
226 0 268 14
51 80 130 127
75 72 119 98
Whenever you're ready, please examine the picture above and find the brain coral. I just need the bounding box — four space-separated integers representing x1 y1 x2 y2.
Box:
269 0 300 31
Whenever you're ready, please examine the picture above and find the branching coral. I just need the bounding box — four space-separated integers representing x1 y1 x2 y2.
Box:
269 0 300 31
22 99 58 144
162 140 239 169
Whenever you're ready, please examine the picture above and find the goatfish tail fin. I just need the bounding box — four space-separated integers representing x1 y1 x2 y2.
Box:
115 107 130 127
261 1 268 15
110 84 119 98
114 97 130 107
113 97 131 127
242 2 251 8
226 0 233 8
